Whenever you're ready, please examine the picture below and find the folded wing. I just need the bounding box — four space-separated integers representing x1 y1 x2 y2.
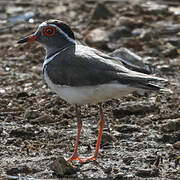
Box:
45 45 166 91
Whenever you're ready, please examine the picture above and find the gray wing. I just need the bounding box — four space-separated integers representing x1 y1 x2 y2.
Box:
45 45 165 90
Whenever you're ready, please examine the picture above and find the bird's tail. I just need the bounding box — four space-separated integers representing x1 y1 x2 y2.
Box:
135 80 172 93
136 83 164 91
130 75 170 92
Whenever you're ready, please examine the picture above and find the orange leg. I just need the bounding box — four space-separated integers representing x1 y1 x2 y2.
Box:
85 103 105 162
68 105 83 163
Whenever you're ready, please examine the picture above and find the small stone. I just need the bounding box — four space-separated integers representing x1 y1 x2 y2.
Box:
169 7 180 15
135 168 159 177
52 5 67 14
159 131 180 144
6 6 24 15
50 157 77 177
30 115 53 124
6 165 38 175
161 118 180 132
115 124 140 133
158 65 171 73
24 110 40 120
154 23 180 36
0 127 3 135
132 28 145 36
6 137 22 146
85 28 109 48
104 167 112 173
122 156 134 165
113 100 156 118
138 29 153 41
109 27 132 41
60 119 69 126
118 17 141 29
8 11 35 23
164 37 180 47
62 113 72 119
101 132 114 146
51 108 60 115
173 141 180 150
16 91 29 99
90 3 113 20
162 47 178 58
9 127 35 139
140 2 168 14
107 41 124 51
114 172 126 179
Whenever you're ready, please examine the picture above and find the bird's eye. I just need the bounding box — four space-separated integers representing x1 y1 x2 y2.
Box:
43 26 55 36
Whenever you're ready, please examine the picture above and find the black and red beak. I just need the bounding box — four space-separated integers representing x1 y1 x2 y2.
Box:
17 34 37 44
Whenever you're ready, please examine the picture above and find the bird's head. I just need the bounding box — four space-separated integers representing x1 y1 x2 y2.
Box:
18 20 75 52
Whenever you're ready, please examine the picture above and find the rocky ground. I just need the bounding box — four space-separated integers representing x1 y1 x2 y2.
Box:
0 0 180 179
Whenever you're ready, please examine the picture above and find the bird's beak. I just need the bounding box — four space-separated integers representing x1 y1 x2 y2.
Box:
17 34 37 44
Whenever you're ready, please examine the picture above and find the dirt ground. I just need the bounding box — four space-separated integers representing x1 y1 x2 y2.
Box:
0 0 180 179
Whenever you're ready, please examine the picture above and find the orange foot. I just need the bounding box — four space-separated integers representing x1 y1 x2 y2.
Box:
85 155 97 162
67 155 84 163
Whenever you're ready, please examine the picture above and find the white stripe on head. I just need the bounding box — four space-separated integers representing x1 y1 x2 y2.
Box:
39 22 48 27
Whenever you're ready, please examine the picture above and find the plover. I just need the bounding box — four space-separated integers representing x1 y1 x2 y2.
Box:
18 20 166 163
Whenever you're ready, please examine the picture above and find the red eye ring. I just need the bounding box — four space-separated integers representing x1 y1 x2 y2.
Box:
43 26 55 36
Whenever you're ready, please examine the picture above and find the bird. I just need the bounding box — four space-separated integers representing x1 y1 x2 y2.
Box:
18 19 166 163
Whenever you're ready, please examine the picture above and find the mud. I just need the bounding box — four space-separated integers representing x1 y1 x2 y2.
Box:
0 0 180 179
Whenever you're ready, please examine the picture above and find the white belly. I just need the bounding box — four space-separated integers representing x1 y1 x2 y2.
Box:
44 69 136 105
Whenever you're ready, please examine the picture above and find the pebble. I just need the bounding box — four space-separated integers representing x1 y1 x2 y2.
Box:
85 28 109 48
16 91 29 99
115 124 140 133
154 23 180 36
138 29 153 41
135 168 159 177
30 114 53 124
158 65 172 73
113 100 156 118
117 17 141 29
173 141 180 150
60 119 69 126
107 41 124 51
169 7 180 15
140 2 168 14
159 131 180 144
6 137 22 146
162 46 178 58
8 11 35 23
0 127 3 135
108 26 132 41
50 157 77 176
114 172 126 179
161 118 180 132
90 3 113 20
164 37 180 47
6 6 24 15
101 132 114 146
6 165 38 175
132 28 145 36
9 127 35 139
24 110 40 120
122 156 134 165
